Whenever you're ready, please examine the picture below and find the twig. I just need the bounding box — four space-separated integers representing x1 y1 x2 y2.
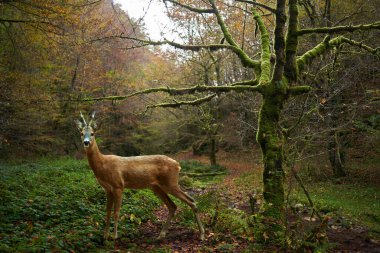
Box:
291 167 322 220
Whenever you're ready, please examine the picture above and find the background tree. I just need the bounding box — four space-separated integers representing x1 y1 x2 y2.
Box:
282 0 380 178
0 0 178 158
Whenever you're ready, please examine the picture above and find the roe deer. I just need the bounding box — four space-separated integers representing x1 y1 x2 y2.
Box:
75 112 204 240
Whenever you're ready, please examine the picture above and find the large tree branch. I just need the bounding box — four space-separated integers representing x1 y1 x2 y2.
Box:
284 0 299 82
81 82 263 102
272 0 287 82
297 22 380 35
209 0 260 71
252 8 271 83
297 36 379 73
147 94 217 109
120 35 233 51
118 35 260 69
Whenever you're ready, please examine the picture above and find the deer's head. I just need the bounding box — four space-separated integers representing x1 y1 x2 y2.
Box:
75 111 97 148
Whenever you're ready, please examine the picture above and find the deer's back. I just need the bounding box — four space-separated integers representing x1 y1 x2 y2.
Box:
104 155 181 189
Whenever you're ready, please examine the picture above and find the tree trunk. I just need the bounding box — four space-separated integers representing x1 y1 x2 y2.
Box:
327 91 348 178
209 135 217 165
328 130 347 177
256 89 286 242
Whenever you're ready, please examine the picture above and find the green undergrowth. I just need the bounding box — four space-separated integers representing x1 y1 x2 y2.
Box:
0 158 231 252
179 160 228 188
234 170 263 194
0 158 160 252
291 180 380 238
177 161 251 252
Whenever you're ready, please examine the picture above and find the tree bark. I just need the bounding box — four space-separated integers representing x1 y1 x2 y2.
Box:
328 131 347 178
209 135 217 165
256 84 287 241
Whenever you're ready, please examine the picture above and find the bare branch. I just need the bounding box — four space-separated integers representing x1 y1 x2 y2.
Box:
333 4 366 26
122 35 233 51
64 0 102 8
235 0 276 13
117 35 261 69
163 0 214 13
0 18 64 31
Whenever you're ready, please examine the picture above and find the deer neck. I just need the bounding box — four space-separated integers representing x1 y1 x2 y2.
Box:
85 139 103 173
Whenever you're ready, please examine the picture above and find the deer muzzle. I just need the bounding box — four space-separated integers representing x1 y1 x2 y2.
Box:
83 130 91 147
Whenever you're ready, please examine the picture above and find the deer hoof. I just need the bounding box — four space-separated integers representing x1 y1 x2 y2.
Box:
200 233 205 241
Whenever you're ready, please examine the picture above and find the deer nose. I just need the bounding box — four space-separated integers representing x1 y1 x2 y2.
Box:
84 140 90 146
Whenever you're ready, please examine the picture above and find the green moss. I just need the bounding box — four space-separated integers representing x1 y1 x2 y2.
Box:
252 8 271 83
297 22 380 35
284 0 299 82
288 85 312 96
255 81 288 242
292 181 380 238
0 158 160 251
210 0 260 71
298 35 380 73
297 37 330 72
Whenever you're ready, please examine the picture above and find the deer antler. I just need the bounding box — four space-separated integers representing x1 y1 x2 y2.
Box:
88 111 96 127
80 111 87 126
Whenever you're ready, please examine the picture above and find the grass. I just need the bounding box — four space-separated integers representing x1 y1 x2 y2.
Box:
291 180 380 237
0 158 160 252
179 160 228 188
290 154 380 239
1 156 378 251
0 158 229 252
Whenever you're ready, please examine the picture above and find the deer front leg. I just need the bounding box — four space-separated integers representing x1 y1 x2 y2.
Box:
103 191 114 239
113 188 123 239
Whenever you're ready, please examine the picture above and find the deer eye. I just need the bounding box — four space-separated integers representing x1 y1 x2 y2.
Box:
91 133 94 136
81 133 84 136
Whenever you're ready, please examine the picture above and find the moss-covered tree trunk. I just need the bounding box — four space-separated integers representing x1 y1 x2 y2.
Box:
327 92 348 178
328 130 347 177
256 83 288 241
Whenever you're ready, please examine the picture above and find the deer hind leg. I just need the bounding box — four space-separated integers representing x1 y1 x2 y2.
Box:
152 185 177 239
169 187 205 240
113 188 123 239
104 191 114 239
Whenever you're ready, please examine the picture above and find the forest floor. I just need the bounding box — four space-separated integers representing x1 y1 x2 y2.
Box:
1 154 379 252
115 151 380 252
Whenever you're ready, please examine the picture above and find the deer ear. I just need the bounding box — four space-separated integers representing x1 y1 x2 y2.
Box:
75 120 83 131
